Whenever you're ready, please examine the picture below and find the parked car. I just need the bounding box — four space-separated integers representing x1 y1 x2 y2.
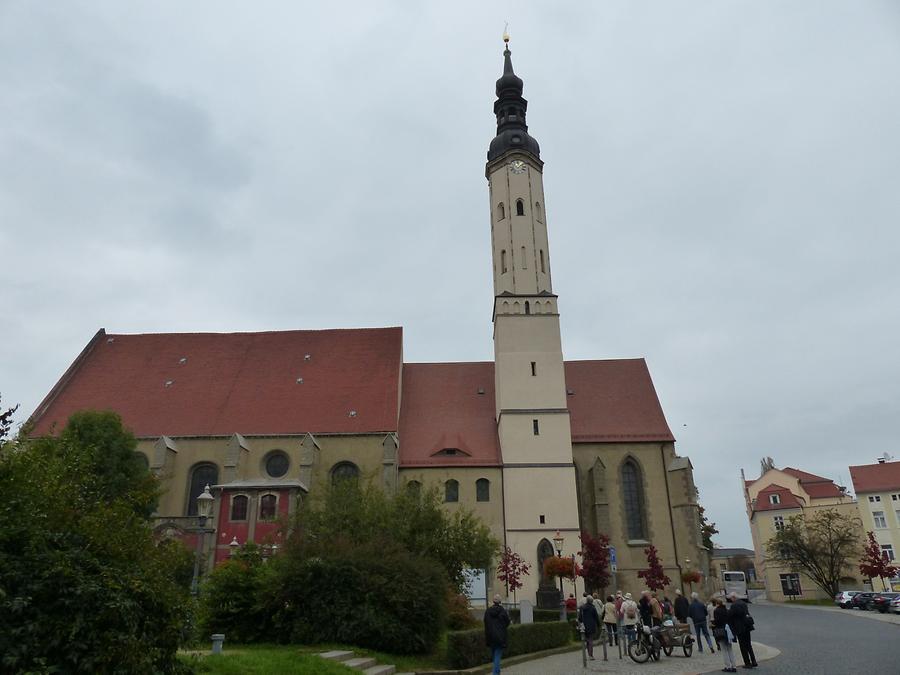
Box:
835 591 861 608
870 592 900 613
850 592 876 610
890 595 900 614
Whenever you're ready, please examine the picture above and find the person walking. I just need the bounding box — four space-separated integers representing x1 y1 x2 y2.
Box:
615 591 625 639
649 591 664 627
674 588 690 624
578 595 601 660
727 593 758 669
602 595 619 646
484 594 511 674
711 597 737 672
638 590 652 626
688 592 715 653
621 592 639 646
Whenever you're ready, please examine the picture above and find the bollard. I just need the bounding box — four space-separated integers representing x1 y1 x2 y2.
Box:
601 630 608 661
210 634 225 655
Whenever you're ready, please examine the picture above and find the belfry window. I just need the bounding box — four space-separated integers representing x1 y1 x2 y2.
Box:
445 479 459 503
516 199 525 216
524 301 531 315
501 250 508 274
498 203 505 220
540 250 546 273
186 463 218 516
622 459 648 540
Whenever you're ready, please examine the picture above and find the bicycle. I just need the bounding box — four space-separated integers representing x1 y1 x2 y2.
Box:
627 620 662 663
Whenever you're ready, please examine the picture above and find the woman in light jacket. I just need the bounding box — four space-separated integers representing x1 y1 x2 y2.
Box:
602 595 619 646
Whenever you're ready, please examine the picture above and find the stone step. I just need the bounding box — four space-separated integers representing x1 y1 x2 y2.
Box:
363 667 397 675
319 650 355 662
344 656 378 670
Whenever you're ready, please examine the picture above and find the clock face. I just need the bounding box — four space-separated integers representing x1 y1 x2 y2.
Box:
510 160 526 174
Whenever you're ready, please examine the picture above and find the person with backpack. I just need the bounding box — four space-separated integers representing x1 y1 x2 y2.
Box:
578 595 601 660
484 594 511 674
727 593 757 669
621 592 639 646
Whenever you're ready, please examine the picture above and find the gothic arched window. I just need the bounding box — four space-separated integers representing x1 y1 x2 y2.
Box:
476 478 490 502
445 479 459 503
230 494 248 521
331 461 360 486
516 199 525 216
259 493 277 520
186 462 218 516
498 202 505 220
621 459 647 540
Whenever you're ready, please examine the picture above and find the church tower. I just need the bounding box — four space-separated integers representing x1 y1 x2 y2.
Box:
487 39 581 604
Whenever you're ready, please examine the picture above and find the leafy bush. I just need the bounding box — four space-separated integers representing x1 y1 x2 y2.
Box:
0 411 193 674
269 544 447 654
447 621 573 669
446 590 479 630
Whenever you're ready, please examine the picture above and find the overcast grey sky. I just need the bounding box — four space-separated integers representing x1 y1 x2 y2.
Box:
2 1 899 548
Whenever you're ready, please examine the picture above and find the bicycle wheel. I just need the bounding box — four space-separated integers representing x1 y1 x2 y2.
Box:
683 641 693 657
663 644 673 657
628 638 651 663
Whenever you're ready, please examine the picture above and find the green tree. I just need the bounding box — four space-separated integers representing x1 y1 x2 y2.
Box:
698 504 718 550
0 411 192 673
0 394 17 447
766 509 863 598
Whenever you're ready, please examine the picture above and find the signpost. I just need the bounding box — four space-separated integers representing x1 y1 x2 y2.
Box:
609 546 618 595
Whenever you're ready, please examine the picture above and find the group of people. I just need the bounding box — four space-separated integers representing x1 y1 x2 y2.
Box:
484 588 758 674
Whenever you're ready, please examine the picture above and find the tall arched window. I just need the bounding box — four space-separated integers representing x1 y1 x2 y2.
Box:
259 493 277 520
501 250 508 274
621 459 647 540
476 478 490 502
498 203 505 220
186 463 218 516
516 199 525 216
445 479 459 503
230 494 248 521
331 461 360 486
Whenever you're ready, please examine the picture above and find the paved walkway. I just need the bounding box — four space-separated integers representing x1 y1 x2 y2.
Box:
505 641 779 674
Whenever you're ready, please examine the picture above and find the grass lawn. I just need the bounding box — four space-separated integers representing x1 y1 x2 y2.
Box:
181 647 355 674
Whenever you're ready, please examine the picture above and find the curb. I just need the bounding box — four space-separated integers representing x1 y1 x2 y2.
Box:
694 642 780 674
415 642 583 675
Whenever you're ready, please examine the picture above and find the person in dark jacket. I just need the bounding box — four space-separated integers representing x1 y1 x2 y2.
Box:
484 594 511 674
688 592 715 653
727 593 757 669
673 589 690 623
638 590 652 626
711 597 737 672
578 596 601 659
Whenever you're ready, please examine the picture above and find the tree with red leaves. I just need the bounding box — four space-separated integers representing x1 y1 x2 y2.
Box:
859 531 899 592
579 531 611 593
637 544 671 591
497 546 531 603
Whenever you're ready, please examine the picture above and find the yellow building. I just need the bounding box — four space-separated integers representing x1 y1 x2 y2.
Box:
850 457 900 591
29 43 708 606
743 465 861 601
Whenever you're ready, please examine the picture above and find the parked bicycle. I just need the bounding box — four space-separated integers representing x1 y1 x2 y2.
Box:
627 619 662 663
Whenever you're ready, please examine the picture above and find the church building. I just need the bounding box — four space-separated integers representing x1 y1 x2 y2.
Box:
29 42 708 605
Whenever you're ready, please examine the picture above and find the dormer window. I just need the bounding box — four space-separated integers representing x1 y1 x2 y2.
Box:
769 494 781 505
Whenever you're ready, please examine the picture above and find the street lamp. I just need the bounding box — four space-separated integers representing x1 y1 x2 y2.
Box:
190 485 215 596
685 557 692 594
553 530 566 621
229 537 240 558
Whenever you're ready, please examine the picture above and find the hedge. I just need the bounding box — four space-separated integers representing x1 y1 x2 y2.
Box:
447 621 573 669
509 608 577 624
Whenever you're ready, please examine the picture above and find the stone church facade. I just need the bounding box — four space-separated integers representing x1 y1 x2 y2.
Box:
29 44 708 605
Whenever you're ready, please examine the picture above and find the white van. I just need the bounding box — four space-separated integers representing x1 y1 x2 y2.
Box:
722 571 749 601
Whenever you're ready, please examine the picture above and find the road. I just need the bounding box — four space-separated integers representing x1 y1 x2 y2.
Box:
743 602 898 674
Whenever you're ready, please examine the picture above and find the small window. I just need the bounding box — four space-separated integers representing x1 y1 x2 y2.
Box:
521 246 527 269
265 451 289 478
498 202 505 220
540 249 546 273
516 199 525 216
882 544 895 562
530 361 536 376
892 494 900 501
769 494 780 505
445 479 459 503
230 494 248 521
773 515 784 531
259 494 277 520
539 514 546 524
870 495 882 503
501 250 508 274
532 419 540 435
874 511 887 528
476 478 490 502
524 301 530 315
535 201 542 218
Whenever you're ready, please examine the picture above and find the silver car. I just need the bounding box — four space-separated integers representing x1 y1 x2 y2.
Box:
835 591 861 608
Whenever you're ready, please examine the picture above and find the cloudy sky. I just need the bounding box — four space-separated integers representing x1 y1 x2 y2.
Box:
2 1 899 547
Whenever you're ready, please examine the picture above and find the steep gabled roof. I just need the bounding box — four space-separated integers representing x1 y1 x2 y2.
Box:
30 327 403 437
753 485 804 512
565 359 675 443
781 467 844 498
850 461 900 494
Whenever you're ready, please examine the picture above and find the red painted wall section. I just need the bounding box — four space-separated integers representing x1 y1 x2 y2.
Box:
212 489 290 564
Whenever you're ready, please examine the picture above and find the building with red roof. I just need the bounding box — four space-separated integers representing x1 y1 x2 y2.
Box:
29 44 709 605
743 463 860 601
850 457 900 591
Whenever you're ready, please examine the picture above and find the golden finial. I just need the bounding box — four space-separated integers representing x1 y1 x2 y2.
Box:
503 22 510 45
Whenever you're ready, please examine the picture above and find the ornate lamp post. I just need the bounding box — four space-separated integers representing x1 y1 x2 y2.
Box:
190 485 215 596
228 537 241 558
553 530 566 621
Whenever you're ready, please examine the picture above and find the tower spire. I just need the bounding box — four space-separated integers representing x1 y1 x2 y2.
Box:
487 40 541 164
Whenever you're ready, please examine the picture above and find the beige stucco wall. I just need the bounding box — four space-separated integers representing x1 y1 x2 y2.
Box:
853 490 900 591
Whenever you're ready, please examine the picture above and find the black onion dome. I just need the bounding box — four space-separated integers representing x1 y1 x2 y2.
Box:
487 47 541 163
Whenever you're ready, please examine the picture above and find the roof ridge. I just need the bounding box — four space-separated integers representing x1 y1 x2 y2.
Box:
104 326 403 338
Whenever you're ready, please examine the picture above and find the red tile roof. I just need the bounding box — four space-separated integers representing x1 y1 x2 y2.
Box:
753 485 804 512
30 327 403 437
781 467 844 498
850 462 900 494
782 467 832 483
565 359 675 443
398 363 501 467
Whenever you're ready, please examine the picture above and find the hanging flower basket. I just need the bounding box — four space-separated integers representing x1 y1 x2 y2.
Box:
543 556 581 580
681 569 702 584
